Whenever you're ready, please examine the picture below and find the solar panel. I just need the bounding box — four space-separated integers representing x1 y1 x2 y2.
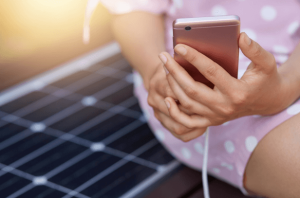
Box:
0 42 180 198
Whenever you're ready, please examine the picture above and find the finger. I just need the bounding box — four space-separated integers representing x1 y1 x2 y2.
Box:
239 32 276 73
157 76 177 99
178 105 193 115
149 65 177 99
167 74 215 116
159 52 217 104
147 91 170 116
165 97 211 129
156 110 192 135
175 128 207 142
173 44 237 89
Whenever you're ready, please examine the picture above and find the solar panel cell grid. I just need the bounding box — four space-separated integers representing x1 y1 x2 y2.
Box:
0 45 178 197
0 92 48 114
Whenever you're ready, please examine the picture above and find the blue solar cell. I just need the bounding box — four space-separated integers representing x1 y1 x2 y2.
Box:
23 98 76 122
128 102 143 113
81 161 156 198
75 76 120 96
50 71 92 88
49 152 121 190
0 92 48 113
50 107 105 132
0 173 31 197
78 114 136 142
138 143 174 165
0 123 27 143
17 186 66 198
18 142 87 176
101 84 133 105
107 124 156 154
0 133 55 165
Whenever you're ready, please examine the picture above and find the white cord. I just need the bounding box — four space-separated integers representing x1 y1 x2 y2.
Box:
202 129 210 198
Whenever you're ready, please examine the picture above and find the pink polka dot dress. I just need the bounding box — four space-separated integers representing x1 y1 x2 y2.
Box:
91 0 300 194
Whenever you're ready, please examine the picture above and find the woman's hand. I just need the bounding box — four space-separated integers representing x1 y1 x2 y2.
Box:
158 32 296 140
147 63 208 141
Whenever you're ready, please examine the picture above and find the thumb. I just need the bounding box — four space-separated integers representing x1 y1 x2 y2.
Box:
239 32 276 72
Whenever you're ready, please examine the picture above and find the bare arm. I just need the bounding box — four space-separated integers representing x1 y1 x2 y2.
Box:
279 42 300 104
111 12 165 90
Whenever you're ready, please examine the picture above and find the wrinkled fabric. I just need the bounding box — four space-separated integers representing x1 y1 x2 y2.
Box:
86 0 300 194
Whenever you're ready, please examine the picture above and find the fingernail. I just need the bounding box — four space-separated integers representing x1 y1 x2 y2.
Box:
244 33 251 45
164 99 170 109
163 65 169 74
159 53 167 64
175 46 187 55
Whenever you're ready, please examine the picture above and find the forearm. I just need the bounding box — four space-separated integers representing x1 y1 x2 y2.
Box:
278 42 300 106
111 12 166 90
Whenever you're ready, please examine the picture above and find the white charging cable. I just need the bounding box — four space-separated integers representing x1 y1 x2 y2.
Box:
202 129 210 198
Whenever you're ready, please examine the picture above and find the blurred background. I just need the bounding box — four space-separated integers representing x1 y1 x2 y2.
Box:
0 0 113 91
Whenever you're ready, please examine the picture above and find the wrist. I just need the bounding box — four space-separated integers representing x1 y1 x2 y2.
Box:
278 63 300 106
140 62 162 91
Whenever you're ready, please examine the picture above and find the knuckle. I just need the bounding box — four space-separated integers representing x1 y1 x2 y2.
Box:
181 136 191 142
268 53 276 65
225 107 235 116
205 64 218 77
232 92 248 106
147 96 155 107
219 105 235 117
252 44 262 58
180 101 193 110
166 64 175 75
174 126 186 135
185 86 198 98
187 53 197 64
185 120 195 129
165 86 173 97
154 111 160 120
154 112 158 119
149 80 156 89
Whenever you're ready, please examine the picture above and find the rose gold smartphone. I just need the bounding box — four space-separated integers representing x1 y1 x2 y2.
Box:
173 15 240 88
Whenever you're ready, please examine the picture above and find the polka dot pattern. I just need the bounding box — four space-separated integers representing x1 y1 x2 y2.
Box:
221 162 234 170
287 104 300 115
245 136 258 152
142 108 150 121
194 142 204 154
238 69 246 79
133 72 143 88
241 29 257 41
173 0 183 8
222 121 230 126
273 45 289 54
287 21 300 35
211 5 227 16
224 140 235 153
181 147 192 159
213 168 220 174
260 6 277 21
155 130 165 142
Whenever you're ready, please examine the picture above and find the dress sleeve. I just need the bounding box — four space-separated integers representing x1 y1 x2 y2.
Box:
83 0 170 43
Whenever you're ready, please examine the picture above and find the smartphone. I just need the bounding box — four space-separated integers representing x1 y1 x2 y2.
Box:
173 15 240 88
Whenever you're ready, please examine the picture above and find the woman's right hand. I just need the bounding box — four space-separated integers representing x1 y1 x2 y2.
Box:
147 63 207 141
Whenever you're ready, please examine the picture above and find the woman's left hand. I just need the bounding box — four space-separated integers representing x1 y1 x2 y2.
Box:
159 33 295 140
